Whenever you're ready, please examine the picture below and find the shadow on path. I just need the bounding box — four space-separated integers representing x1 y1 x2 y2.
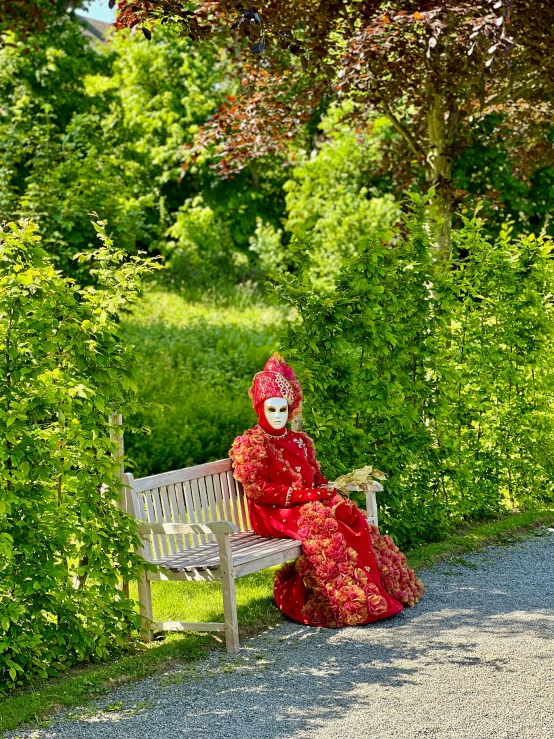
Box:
15 533 554 739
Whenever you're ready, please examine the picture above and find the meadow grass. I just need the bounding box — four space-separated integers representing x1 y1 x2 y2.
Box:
120 288 283 477
2 506 553 736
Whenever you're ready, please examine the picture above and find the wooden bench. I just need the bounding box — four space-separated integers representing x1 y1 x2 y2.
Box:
124 458 382 653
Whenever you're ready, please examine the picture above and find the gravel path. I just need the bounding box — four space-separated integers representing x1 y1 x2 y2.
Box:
8 530 554 739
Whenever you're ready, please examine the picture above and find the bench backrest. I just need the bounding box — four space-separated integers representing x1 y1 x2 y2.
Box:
124 458 249 561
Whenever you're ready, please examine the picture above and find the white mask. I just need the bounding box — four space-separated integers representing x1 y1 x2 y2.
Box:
264 397 289 431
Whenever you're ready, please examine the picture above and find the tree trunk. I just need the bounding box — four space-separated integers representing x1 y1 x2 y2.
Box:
426 93 453 261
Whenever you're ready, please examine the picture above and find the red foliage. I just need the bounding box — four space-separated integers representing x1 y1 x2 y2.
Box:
0 0 85 40
190 64 327 175
113 1 554 194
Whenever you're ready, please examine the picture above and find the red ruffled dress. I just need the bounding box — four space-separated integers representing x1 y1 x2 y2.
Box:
230 425 424 628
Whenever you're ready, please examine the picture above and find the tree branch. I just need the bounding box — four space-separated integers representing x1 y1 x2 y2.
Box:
484 81 533 109
372 86 427 162
482 65 540 110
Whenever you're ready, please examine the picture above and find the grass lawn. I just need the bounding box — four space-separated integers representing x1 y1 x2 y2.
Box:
1 506 553 736
120 288 282 477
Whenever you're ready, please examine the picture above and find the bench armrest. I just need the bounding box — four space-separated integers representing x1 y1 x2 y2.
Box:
137 521 238 536
363 481 381 527
363 481 383 493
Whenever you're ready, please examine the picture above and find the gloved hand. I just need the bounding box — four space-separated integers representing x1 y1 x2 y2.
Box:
334 499 359 525
317 485 336 502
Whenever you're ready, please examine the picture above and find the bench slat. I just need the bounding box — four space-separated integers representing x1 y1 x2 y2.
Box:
235 547 302 578
167 482 185 551
219 471 234 529
233 542 300 569
182 479 200 548
190 477 207 545
212 473 226 522
143 488 161 560
159 485 177 555
236 477 249 531
198 476 212 542
160 485 174 554
152 487 169 557
151 532 265 569
206 475 219 530
131 458 233 493
156 544 294 570
228 470 242 531
139 521 236 535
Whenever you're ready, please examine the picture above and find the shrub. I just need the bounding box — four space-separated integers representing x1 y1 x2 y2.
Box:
283 104 401 289
0 18 150 279
0 219 158 693
277 197 554 549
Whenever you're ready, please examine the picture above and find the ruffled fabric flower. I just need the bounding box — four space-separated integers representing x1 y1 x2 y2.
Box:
229 427 268 499
368 525 425 607
278 501 389 627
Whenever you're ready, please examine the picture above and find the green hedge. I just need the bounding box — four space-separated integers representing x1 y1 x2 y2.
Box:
0 221 157 694
278 198 554 550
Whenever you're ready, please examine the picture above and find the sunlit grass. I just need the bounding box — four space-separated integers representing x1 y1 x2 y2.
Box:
126 287 284 330
128 568 280 639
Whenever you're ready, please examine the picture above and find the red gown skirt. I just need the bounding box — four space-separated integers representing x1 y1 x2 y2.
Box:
248 496 423 628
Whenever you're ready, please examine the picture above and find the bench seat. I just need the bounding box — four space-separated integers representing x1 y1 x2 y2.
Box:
150 531 302 577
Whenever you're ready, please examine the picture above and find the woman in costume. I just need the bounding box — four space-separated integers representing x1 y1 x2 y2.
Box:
229 354 424 628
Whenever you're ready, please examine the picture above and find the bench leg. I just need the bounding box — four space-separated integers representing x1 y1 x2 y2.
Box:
218 534 239 653
137 571 153 642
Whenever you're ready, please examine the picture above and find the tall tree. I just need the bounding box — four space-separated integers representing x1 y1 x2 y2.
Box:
116 1 554 258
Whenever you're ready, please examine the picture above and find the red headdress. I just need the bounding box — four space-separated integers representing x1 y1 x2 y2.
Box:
249 353 302 420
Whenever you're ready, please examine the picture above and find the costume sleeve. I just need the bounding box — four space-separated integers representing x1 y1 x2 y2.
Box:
229 431 327 507
298 433 329 487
